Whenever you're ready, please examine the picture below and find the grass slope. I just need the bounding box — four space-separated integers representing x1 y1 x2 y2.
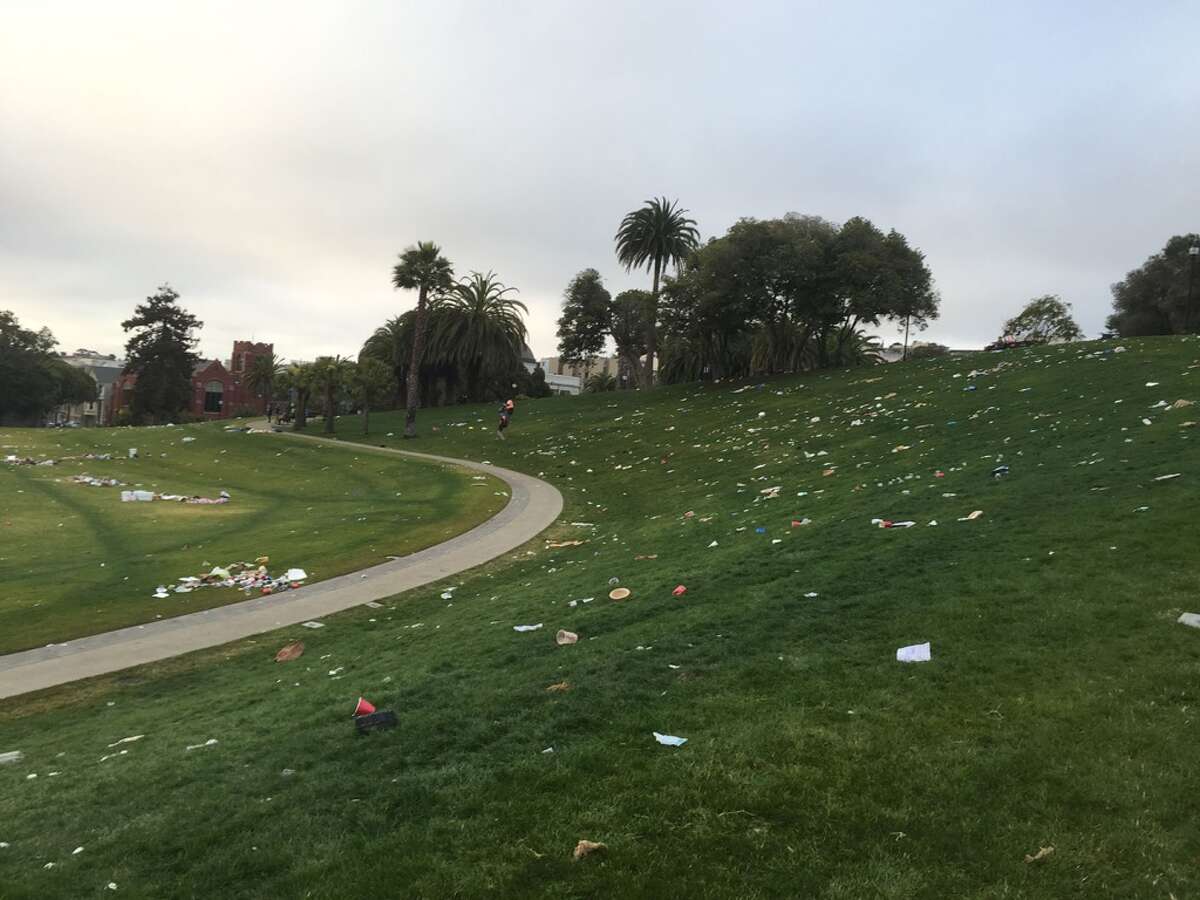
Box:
0 424 505 653
1 338 1198 898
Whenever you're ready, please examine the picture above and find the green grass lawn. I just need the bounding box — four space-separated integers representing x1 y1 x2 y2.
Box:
2 337 1199 898
0 423 506 653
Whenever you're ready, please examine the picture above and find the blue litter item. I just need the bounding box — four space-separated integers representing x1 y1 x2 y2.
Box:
755 526 766 534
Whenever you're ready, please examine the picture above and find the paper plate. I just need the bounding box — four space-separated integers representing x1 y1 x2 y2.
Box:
608 587 631 600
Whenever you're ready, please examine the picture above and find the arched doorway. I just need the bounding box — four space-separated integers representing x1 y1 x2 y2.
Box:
204 380 224 413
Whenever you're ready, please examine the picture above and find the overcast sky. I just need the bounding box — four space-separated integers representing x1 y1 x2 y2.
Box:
3 1 1198 363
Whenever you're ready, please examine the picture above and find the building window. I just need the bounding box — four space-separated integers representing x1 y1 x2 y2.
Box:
204 381 224 412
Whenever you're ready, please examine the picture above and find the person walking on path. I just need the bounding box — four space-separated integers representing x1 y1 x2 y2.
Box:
497 399 515 440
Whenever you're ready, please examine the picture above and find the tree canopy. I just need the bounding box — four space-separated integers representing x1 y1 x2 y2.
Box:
1106 234 1200 336
615 197 700 385
0 311 96 424
657 214 936 382
1002 295 1083 343
121 285 202 423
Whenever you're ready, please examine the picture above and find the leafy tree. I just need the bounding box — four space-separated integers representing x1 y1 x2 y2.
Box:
1107 234 1200 336
247 352 284 419
615 197 700 386
556 268 612 365
908 342 950 359
0 312 95 424
311 355 353 434
349 357 397 434
392 241 454 438
610 290 649 388
585 372 617 393
121 285 202 423
361 316 410 406
1002 295 1083 343
435 271 528 401
50 360 99 408
529 365 553 398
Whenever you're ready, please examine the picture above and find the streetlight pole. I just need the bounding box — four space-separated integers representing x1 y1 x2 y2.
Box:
1187 246 1199 333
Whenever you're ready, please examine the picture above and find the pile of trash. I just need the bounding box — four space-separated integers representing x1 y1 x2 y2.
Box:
5 452 114 466
70 474 124 487
122 490 230 504
153 557 308 598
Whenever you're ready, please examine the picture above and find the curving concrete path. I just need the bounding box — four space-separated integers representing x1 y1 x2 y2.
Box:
0 432 562 699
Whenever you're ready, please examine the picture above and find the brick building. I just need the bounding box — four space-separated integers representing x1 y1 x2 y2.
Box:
112 340 274 422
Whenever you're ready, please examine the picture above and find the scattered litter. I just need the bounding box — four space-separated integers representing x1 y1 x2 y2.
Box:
958 510 983 521
707 540 719 548
70 474 123 487
1154 473 1181 481
353 697 376 717
804 592 819 598
872 519 916 529
896 642 931 663
556 630 579 645
1170 398 1194 409
185 738 219 751
281 768 295 777
274 641 305 662
121 489 229 504
513 623 543 632
1024 845 1055 864
608 587 631 601
106 735 144 748
301 621 325 629
634 554 658 560
0 751 23 765
546 540 585 548
653 732 688 747
72 846 84 855
672 585 687 596
992 465 1009 478
542 746 554 754
546 681 571 692
573 839 607 861
1177 613 1200 629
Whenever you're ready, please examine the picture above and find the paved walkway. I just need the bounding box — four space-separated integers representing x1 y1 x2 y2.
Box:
0 432 563 699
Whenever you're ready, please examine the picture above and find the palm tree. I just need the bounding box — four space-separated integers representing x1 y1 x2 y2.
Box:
361 315 410 407
311 355 352 434
584 372 617 393
614 197 699 387
392 242 454 438
434 271 528 401
281 362 315 432
247 351 284 420
349 357 397 435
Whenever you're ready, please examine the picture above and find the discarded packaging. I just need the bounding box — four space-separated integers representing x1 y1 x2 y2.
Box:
185 738 219 751
274 641 305 662
1024 846 1054 864
0 750 23 765
573 840 608 861
653 732 688 747
546 681 571 692
896 642 931 663
609 587 631 601
672 585 687 596
1177 613 1200 629
514 623 544 632
556 629 579 645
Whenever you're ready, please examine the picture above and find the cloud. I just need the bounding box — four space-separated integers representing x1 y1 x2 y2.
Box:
2 0 1198 362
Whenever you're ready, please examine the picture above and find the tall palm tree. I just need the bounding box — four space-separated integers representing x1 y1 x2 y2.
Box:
311 355 352 434
247 351 284 420
435 271 528 400
614 197 699 387
392 241 454 438
281 362 315 432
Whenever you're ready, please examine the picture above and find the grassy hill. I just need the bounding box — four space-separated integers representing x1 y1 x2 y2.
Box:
0 424 505 652
1 337 1198 898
